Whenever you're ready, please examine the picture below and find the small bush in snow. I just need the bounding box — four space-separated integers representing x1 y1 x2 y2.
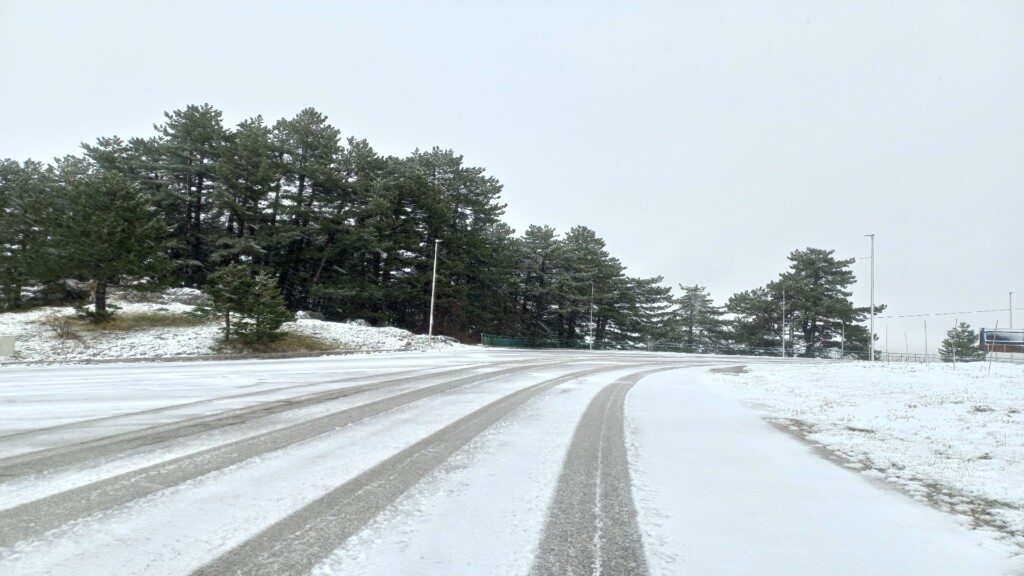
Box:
43 314 78 340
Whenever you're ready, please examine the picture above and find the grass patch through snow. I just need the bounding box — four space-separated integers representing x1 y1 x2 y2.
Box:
68 312 209 331
214 333 340 355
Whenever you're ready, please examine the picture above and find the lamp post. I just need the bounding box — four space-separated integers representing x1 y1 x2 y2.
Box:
1011 291 1014 330
781 286 786 358
428 239 441 340
865 233 875 361
589 282 595 350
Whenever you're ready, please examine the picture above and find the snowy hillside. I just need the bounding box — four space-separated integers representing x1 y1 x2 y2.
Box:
0 288 457 364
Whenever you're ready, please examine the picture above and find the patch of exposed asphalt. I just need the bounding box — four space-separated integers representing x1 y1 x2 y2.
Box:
708 364 749 375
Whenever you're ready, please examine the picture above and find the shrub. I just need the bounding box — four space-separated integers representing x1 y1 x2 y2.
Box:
43 314 78 340
205 264 294 344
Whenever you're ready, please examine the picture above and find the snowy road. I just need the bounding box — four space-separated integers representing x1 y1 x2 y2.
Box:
1 350 1021 575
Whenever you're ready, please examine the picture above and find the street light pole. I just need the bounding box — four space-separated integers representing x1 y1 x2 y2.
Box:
428 239 441 340
589 282 595 350
865 234 875 361
1011 291 1015 329
781 286 786 358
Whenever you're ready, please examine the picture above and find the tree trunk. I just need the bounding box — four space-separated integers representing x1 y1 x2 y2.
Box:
193 173 204 263
310 234 334 285
95 279 108 314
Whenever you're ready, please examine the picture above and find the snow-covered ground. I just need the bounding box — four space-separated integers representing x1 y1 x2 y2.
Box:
2 337 1023 573
628 369 1022 575
707 361 1024 554
4 352 1019 569
0 288 457 363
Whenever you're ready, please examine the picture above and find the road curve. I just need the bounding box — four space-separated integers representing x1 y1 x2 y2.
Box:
0 362 559 547
191 365 632 576
0 363 531 478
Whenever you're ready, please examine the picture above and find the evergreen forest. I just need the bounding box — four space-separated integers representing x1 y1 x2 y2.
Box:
0 104 879 355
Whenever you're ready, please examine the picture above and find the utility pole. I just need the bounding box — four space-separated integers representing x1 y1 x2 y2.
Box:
1011 291 1014 329
781 286 786 358
589 281 595 350
865 234 875 361
428 239 441 340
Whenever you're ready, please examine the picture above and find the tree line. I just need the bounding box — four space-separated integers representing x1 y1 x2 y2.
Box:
0 104 879 354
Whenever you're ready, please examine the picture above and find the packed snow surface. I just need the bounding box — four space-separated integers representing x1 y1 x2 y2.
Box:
707 361 1024 553
630 368 1023 575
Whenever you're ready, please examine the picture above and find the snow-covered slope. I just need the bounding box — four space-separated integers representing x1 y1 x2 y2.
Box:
0 288 458 364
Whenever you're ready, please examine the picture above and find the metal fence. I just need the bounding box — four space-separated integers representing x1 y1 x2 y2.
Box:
479 334 579 349
480 334 861 358
479 334 1024 364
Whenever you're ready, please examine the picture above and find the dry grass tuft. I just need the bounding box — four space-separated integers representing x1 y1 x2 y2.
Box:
215 333 340 354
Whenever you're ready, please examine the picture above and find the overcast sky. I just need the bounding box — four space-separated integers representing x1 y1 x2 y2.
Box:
2 1 1021 352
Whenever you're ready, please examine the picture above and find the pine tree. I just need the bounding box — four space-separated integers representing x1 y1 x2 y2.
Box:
54 161 166 319
154 104 228 286
0 159 57 309
779 248 860 357
206 264 293 343
405 147 512 339
939 322 984 362
674 285 726 352
271 108 343 309
239 271 294 344
205 263 253 341
605 276 675 349
213 116 282 264
728 248 881 357
726 286 782 351
517 225 562 342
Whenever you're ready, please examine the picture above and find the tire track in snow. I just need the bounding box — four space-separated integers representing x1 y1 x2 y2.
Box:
0 361 562 548
0 362 549 480
530 367 678 576
190 364 652 576
0 364 477 443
